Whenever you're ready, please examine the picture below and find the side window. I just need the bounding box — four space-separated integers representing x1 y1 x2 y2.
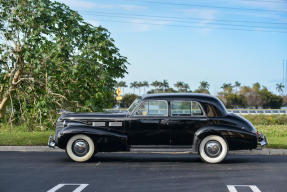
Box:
191 101 204 116
171 100 204 116
135 100 168 116
171 101 191 116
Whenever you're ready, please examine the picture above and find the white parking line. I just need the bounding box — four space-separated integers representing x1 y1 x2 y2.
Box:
227 185 262 192
47 184 89 192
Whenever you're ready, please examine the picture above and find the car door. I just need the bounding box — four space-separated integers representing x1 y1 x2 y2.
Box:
169 100 208 145
127 100 170 145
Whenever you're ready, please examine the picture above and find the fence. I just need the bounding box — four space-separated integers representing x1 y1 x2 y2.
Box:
105 108 287 115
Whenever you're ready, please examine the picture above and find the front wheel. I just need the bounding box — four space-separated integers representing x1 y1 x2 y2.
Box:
199 135 228 164
66 134 95 162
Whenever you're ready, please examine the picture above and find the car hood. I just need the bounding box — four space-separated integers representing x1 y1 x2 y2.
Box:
60 112 128 121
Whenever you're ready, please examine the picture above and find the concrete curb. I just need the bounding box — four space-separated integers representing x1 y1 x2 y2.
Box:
0 146 287 155
0 146 62 152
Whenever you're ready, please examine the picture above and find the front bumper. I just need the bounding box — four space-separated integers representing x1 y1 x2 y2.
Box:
257 132 268 149
48 134 56 148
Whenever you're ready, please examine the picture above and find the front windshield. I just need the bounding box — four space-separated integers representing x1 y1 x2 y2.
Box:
128 98 141 113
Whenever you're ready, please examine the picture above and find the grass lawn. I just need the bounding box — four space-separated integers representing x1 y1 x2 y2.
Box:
256 125 287 149
0 125 286 148
0 130 53 146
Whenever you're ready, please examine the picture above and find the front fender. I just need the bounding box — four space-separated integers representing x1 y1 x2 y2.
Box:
56 125 128 149
192 125 257 152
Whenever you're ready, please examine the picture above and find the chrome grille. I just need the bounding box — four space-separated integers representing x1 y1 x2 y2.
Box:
55 119 64 143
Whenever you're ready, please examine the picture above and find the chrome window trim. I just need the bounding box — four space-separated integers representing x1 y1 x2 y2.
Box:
132 100 169 117
170 100 206 117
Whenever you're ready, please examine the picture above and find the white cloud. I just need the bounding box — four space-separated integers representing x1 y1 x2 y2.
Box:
236 1 287 12
129 19 171 32
119 4 145 11
183 8 217 32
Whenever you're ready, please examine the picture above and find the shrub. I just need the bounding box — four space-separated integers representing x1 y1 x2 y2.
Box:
120 94 139 108
243 115 287 125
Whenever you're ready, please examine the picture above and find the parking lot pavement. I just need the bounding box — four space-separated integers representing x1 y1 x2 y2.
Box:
0 152 287 192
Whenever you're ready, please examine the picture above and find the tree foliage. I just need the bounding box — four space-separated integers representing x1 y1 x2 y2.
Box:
0 0 128 129
120 93 139 108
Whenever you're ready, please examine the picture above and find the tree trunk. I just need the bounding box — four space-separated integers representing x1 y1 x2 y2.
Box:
0 52 24 119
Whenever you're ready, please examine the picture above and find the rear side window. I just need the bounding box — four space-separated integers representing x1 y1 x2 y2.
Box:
135 100 168 116
171 101 204 116
204 104 222 117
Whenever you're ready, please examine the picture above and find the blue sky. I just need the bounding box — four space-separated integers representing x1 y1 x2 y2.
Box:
58 0 287 94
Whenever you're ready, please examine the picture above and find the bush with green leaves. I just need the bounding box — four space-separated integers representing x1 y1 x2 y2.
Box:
120 94 139 108
244 115 287 125
0 0 128 130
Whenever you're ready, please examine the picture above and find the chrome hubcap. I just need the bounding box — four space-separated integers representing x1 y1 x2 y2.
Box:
204 140 222 157
72 139 89 157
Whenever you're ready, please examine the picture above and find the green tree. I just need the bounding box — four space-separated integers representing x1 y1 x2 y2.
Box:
115 81 127 94
221 83 233 93
130 81 138 94
199 81 210 90
120 93 139 108
234 81 241 93
142 81 149 94
162 80 169 92
0 0 128 125
174 81 184 91
151 81 161 93
276 83 284 95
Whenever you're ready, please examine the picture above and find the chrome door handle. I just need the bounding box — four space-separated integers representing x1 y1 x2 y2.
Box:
160 119 169 125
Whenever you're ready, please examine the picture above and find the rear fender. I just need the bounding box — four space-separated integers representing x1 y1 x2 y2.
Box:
192 125 255 152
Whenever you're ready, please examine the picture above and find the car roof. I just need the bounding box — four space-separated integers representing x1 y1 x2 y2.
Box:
141 93 217 100
141 93 227 116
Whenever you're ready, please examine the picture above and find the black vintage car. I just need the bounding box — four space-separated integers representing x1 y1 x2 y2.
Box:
48 93 267 163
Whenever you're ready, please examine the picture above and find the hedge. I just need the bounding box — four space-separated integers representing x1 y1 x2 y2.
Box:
243 115 287 125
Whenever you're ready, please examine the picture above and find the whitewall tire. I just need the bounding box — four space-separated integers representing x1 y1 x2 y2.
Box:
199 135 228 164
66 134 95 162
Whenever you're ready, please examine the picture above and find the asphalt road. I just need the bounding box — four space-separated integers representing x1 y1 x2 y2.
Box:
0 152 287 192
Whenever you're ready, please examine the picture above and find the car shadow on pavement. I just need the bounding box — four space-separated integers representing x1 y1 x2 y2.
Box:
62 153 287 164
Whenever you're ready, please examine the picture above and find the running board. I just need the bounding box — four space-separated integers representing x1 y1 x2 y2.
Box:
130 145 194 153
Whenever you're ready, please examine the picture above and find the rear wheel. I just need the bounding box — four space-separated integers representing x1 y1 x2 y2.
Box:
199 135 228 164
66 134 95 162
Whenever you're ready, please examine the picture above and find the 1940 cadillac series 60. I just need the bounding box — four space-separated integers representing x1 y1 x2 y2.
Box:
48 93 267 163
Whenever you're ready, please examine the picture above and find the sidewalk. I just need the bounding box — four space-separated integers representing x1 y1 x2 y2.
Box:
0 146 287 155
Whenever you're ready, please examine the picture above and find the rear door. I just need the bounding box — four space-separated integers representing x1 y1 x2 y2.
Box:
128 100 170 145
169 100 208 145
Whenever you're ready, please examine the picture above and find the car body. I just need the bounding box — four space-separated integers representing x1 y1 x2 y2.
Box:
48 93 267 163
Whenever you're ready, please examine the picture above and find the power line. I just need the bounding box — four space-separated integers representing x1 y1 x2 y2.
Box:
92 14 287 30
81 11 287 30
125 0 287 14
81 11 287 26
96 18 287 33
166 0 287 4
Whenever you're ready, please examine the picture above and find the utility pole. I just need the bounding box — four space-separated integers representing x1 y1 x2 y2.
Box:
285 60 287 94
283 60 285 94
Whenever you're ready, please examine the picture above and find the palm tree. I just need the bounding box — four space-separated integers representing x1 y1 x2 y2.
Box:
276 83 284 95
142 81 149 94
182 83 190 92
199 81 210 90
130 81 138 94
151 81 161 93
234 81 241 93
116 81 127 94
137 81 143 95
174 81 184 92
162 80 169 92
221 83 233 92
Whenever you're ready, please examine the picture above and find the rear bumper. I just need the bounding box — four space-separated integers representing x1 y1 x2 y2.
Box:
48 134 56 148
257 132 268 149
